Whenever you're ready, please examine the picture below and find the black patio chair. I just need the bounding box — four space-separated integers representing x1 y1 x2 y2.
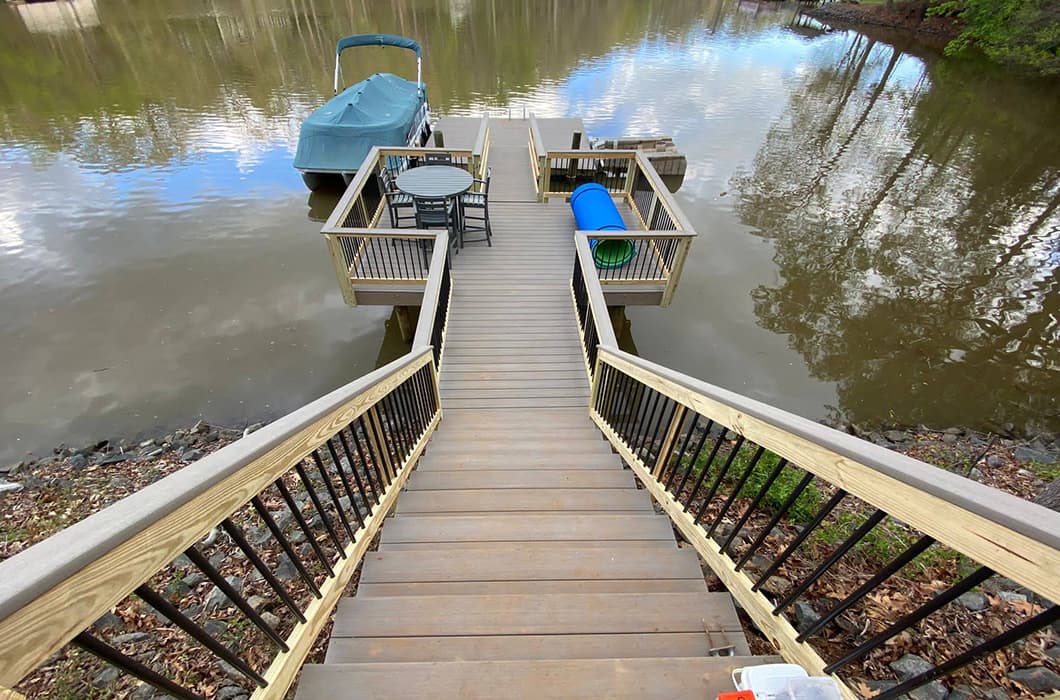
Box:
459 167 492 248
423 152 454 165
377 168 415 228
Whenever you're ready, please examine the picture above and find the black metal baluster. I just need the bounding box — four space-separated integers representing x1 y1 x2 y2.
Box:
664 414 701 492
825 566 995 672
320 444 364 531
355 415 390 489
183 547 289 650
249 495 322 596
337 430 377 512
753 489 847 591
692 435 746 524
673 420 715 498
605 370 631 438
734 471 816 571
219 517 306 621
721 458 788 555
73 632 205 700
774 509 887 612
707 445 766 537
135 584 267 686
273 479 335 574
634 391 663 457
604 366 627 427
797 534 935 641
645 398 677 468
682 428 730 511
293 462 348 553
874 605 1060 700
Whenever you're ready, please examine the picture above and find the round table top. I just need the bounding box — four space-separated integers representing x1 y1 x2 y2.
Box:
396 165 474 199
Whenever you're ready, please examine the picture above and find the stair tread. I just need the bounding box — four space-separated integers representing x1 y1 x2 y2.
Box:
394 488 652 514
334 592 744 637
415 453 622 471
295 656 783 699
379 514 676 545
406 470 632 490
359 546 703 584
324 632 747 663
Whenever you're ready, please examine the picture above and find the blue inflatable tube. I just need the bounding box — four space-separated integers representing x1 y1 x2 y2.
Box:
569 183 635 269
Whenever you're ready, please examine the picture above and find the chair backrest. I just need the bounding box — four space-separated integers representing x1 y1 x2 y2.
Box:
423 152 453 165
378 167 398 193
413 196 450 225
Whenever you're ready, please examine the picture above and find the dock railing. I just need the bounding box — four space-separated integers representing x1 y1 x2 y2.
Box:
572 245 1060 699
0 234 453 699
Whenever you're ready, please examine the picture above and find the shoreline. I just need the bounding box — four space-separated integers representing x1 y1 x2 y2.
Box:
805 1 963 43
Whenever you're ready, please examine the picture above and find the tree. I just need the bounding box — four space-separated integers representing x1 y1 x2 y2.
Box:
932 0 1060 75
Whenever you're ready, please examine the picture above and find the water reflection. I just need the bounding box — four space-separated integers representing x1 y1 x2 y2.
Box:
733 32 1060 433
0 0 1057 463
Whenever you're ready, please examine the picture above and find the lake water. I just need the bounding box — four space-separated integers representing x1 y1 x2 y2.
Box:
1 0 1057 462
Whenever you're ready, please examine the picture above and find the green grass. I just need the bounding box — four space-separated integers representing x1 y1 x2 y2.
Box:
1027 460 1060 481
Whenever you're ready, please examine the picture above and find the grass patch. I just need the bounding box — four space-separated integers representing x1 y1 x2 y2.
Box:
1027 460 1060 481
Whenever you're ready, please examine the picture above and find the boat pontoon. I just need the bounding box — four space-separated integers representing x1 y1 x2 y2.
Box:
294 34 431 191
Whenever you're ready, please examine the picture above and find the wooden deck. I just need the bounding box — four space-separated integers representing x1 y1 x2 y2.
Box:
296 119 778 698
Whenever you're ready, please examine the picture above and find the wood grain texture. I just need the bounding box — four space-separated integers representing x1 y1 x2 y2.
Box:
379 514 677 544
405 469 630 490
394 488 652 514
598 349 1060 602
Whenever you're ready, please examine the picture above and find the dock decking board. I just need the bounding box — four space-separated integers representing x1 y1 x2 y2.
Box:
299 118 764 700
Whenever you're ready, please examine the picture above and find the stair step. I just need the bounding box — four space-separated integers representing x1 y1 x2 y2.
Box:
380 540 678 551
437 408 590 427
427 427 601 445
415 452 622 471
333 592 743 637
395 488 651 514
324 632 740 663
406 469 632 490
356 579 708 596
426 439 612 455
379 514 674 546
295 657 783 699
359 546 704 584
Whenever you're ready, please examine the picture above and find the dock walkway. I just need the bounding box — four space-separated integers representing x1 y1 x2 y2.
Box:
296 120 777 698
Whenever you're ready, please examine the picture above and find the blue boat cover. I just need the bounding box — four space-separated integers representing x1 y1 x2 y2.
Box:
337 34 421 57
293 73 426 173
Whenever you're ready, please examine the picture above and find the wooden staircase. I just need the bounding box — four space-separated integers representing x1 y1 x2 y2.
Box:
294 410 781 698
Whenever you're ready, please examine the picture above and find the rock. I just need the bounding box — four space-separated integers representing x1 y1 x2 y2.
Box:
182 449 205 462
884 430 910 443
204 586 231 612
276 554 299 582
166 579 191 598
225 575 243 594
941 433 958 444
183 572 205 587
1007 667 1060 693
99 453 129 465
944 427 963 435
793 601 820 632
745 554 772 572
68 453 88 470
93 611 123 631
260 611 282 629
1046 644 1060 661
0 480 24 494
945 686 976 700
1 460 23 475
889 654 947 700
139 446 164 459
202 619 228 637
179 604 203 619
890 653 932 678
864 681 896 695
192 420 208 433
247 422 264 433
999 590 1028 604
967 467 985 481
956 591 987 611
1014 446 1050 463
217 660 246 682
93 666 121 687
979 690 1008 700
985 454 1005 468
216 686 249 700
765 576 793 598
111 632 151 645
208 551 227 570
247 595 267 611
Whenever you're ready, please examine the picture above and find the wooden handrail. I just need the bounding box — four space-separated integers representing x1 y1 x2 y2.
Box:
323 147 383 231
576 230 696 241
0 348 437 689
412 233 451 350
323 227 438 240
632 151 694 232
596 347 1060 601
528 114 547 162
472 116 490 178
574 236 619 349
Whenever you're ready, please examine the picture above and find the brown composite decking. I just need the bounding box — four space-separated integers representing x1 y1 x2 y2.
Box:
296 119 779 699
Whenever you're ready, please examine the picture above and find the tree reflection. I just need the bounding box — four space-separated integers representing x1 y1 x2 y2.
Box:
734 34 1060 433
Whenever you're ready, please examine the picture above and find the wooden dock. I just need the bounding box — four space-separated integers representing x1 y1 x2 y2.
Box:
296 119 778 698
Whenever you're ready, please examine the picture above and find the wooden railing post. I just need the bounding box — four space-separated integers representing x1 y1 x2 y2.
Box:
325 235 357 306
661 236 692 307
623 153 638 195
652 404 687 479
539 155 551 202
